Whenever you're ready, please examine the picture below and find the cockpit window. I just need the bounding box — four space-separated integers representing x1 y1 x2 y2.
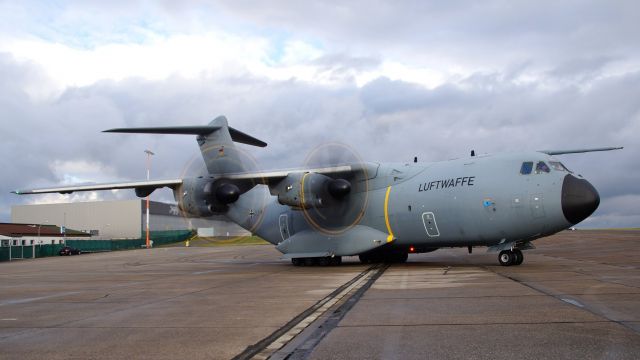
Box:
520 162 533 175
549 161 571 172
535 161 550 174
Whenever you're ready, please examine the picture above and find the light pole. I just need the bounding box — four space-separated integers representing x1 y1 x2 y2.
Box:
28 224 39 259
37 220 47 258
63 212 67 246
144 149 155 249
36 223 41 259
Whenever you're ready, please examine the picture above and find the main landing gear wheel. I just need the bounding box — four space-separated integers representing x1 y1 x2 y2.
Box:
498 250 524 266
359 252 408 264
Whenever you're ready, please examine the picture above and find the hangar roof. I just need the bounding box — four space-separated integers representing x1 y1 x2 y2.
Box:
0 223 90 237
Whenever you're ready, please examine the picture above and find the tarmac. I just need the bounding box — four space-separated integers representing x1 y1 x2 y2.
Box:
1 230 639 359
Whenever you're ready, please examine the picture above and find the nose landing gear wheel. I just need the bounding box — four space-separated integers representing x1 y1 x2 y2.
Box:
498 249 524 266
512 249 524 265
498 250 514 266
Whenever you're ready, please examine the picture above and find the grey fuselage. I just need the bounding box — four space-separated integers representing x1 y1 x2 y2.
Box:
222 151 586 255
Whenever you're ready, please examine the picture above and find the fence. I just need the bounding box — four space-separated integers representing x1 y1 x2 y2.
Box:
0 230 194 262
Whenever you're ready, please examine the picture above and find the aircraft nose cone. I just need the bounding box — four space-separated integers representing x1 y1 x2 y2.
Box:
561 174 600 224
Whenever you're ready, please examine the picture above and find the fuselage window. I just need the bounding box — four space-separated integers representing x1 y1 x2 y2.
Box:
535 161 550 174
520 162 533 175
549 161 571 172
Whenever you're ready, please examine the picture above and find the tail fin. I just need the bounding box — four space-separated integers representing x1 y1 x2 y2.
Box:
103 115 266 174
196 116 261 174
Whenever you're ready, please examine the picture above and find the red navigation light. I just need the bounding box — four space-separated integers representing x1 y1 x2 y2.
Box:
409 246 415 252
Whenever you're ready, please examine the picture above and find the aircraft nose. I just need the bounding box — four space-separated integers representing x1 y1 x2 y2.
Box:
561 174 600 224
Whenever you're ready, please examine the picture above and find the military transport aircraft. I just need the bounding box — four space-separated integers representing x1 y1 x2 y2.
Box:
13 116 622 266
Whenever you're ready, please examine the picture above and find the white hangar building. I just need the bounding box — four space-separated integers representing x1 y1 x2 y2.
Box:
11 199 249 239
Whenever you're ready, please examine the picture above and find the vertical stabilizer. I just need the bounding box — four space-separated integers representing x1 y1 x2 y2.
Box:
197 116 249 175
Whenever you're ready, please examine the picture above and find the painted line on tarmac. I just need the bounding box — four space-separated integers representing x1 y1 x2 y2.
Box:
232 264 387 360
561 298 584 308
266 264 388 360
0 292 80 306
489 268 640 334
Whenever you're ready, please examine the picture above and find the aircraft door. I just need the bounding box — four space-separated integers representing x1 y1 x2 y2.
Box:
422 212 440 237
279 214 291 241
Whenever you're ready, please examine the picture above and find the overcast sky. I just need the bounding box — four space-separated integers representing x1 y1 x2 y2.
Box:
1 1 638 228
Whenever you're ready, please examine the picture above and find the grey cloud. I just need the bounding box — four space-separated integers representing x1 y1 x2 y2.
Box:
547 56 618 81
2 52 638 228
214 1 640 70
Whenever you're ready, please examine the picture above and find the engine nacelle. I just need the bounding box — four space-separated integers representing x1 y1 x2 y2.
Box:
275 173 351 209
173 178 242 217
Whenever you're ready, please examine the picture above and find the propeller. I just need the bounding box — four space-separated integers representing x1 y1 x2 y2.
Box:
175 142 268 240
300 142 370 235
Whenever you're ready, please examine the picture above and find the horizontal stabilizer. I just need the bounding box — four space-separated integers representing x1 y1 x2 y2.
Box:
104 126 220 135
103 125 267 147
541 147 623 155
228 127 267 147
12 179 183 195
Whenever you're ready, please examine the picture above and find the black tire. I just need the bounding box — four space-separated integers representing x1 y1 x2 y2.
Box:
329 256 342 266
386 252 408 263
359 254 370 264
291 258 303 266
317 257 330 266
498 250 514 266
513 249 524 265
304 257 316 266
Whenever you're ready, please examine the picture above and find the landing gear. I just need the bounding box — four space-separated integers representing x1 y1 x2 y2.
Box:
359 253 378 264
512 249 524 265
359 251 408 264
291 256 342 266
498 250 514 266
498 249 524 266
387 252 408 263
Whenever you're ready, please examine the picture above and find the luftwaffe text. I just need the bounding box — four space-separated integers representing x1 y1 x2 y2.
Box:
418 176 475 192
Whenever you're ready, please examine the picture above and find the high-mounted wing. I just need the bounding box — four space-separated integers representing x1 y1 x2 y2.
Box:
220 164 356 203
222 165 353 182
12 179 183 196
540 147 623 155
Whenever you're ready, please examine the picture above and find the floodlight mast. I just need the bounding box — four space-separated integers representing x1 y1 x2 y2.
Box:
144 150 155 249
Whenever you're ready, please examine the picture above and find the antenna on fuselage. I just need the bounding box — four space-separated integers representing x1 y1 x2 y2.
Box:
471 150 475 157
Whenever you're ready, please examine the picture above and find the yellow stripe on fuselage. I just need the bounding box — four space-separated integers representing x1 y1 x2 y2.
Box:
384 186 394 242
300 173 309 208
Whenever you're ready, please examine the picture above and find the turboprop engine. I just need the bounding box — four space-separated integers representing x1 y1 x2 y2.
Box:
173 177 242 217
274 172 351 209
